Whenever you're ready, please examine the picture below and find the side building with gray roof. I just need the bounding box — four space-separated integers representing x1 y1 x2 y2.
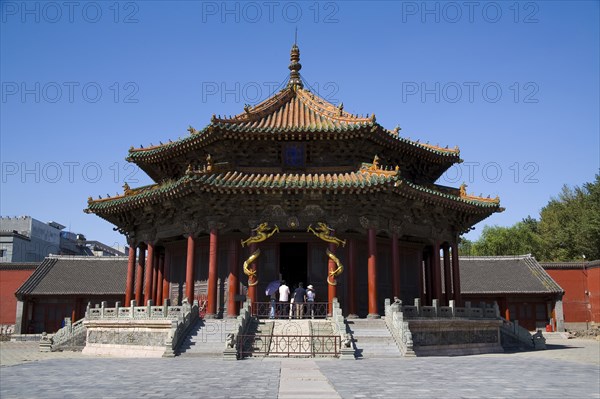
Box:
460 255 565 331
14 255 127 334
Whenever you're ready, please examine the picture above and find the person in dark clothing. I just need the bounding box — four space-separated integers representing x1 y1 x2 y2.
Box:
293 282 306 319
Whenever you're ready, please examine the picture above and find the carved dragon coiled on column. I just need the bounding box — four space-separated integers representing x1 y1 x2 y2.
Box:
243 249 261 287
308 223 345 286
326 248 343 286
241 223 279 287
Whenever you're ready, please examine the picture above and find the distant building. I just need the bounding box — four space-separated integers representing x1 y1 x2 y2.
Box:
460 255 565 331
0 216 125 263
0 217 62 262
541 260 600 330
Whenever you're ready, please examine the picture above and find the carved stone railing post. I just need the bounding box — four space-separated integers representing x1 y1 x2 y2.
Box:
414 298 421 316
493 301 500 318
163 299 169 318
147 299 153 318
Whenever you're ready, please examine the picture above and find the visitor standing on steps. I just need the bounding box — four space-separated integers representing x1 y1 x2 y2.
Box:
306 284 315 318
293 282 307 319
278 280 290 318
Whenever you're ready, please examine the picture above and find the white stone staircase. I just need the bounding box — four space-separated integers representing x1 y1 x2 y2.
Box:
178 319 237 357
347 318 402 359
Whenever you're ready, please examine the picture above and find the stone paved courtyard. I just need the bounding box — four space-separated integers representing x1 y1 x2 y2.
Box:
1 337 598 398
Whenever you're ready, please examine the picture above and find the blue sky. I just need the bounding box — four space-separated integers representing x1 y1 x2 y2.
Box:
1 0 599 249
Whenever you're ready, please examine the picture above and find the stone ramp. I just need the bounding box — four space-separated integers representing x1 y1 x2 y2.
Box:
347 318 402 359
178 318 237 357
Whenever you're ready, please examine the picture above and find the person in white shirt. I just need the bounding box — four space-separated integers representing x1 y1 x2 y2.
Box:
278 280 290 317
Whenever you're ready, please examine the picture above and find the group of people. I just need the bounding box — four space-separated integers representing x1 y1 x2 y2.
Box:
268 280 316 319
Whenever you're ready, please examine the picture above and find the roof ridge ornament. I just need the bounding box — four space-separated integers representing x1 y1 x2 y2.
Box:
362 155 400 177
459 182 500 204
287 43 303 89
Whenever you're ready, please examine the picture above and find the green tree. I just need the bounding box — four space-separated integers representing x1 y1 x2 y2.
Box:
469 219 542 258
463 174 600 261
458 237 474 256
539 175 600 261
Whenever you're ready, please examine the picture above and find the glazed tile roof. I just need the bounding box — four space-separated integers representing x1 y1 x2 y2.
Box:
15 255 127 297
126 86 461 165
86 162 501 215
213 86 374 131
460 255 564 295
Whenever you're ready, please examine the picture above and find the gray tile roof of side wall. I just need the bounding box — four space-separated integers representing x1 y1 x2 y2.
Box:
0 262 39 270
540 260 600 269
15 255 127 297
460 255 564 295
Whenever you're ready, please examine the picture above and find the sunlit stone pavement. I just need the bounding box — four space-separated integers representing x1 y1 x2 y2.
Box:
1 337 598 398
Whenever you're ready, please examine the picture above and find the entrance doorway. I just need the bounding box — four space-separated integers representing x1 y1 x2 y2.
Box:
279 243 308 290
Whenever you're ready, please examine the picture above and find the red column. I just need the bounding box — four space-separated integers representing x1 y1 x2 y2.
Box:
151 250 159 303
327 243 337 315
367 228 379 317
134 244 146 304
431 241 444 302
144 243 155 305
424 251 432 304
185 235 196 304
443 243 452 305
347 239 357 317
125 244 136 306
391 232 400 298
156 252 164 305
161 248 171 304
418 250 425 304
206 228 218 317
227 239 239 318
247 243 258 304
451 242 462 305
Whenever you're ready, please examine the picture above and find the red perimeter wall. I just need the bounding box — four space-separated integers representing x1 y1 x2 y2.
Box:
0 269 36 324
545 268 588 323
588 267 600 323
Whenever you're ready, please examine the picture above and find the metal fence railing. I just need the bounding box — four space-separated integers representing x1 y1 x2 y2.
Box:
237 334 339 358
251 302 329 319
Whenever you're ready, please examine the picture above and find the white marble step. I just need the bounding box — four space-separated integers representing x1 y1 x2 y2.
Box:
349 319 401 358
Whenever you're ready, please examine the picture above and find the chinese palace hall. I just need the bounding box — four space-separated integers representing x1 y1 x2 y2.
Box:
85 44 503 319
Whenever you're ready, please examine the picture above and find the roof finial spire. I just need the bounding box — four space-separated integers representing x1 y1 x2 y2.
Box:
288 38 303 88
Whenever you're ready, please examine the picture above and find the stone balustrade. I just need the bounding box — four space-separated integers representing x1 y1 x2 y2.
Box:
395 298 500 320
385 298 504 356
500 318 546 350
331 298 355 359
86 300 186 320
224 299 252 360
81 299 198 358
49 317 86 350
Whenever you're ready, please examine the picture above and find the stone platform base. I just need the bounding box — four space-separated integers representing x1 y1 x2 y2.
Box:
83 344 166 357
408 319 503 357
413 343 504 356
81 319 173 358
